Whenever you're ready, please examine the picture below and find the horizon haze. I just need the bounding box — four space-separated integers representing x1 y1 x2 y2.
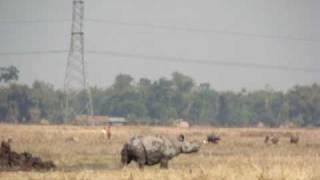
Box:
0 0 319 91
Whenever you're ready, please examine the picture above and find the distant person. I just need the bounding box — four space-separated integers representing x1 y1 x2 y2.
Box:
107 122 112 140
101 123 111 140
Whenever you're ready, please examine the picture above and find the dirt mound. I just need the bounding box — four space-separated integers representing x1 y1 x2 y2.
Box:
0 140 55 171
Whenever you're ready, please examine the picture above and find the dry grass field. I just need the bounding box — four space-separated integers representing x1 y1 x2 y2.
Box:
0 124 320 180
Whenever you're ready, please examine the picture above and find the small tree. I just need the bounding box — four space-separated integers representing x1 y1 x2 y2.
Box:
0 66 19 83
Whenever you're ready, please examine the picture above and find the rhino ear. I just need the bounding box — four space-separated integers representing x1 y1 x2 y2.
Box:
177 134 185 142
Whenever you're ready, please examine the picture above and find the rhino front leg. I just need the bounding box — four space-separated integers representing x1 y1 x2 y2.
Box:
136 151 146 170
160 157 169 169
138 161 144 169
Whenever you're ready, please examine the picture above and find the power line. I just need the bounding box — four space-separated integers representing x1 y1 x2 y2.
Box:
0 49 318 73
0 50 68 56
85 18 319 43
0 18 318 43
87 50 320 73
0 19 71 24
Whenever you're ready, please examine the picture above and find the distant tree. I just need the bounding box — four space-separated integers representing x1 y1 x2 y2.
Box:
100 74 139 118
104 94 145 118
139 78 152 87
145 78 177 120
199 83 210 91
138 78 152 99
90 87 109 115
31 81 64 122
6 84 34 122
6 101 18 123
113 74 134 93
29 106 41 123
172 72 194 93
287 84 320 126
188 89 219 125
217 95 230 126
0 66 19 83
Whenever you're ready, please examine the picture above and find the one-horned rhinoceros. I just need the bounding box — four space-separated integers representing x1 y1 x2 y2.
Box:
121 135 201 169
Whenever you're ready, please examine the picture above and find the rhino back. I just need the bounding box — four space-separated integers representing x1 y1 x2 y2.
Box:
140 136 164 165
160 137 181 159
142 136 180 163
126 136 182 165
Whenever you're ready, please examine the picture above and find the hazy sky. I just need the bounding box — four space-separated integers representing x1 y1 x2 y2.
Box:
0 0 319 91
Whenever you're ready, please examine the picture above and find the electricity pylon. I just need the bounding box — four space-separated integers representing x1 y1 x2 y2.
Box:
64 0 94 124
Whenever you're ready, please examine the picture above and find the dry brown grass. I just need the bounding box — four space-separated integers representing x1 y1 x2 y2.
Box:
0 124 320 180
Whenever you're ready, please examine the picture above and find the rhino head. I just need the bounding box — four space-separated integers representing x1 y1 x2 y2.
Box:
178 140 202 154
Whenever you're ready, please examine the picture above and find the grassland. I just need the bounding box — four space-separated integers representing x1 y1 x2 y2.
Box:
0 124 320 180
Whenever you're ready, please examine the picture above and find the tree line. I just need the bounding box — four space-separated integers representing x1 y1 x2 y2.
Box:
0 66 319 127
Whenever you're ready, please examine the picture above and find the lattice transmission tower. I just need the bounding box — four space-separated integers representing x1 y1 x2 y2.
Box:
64 0 94 123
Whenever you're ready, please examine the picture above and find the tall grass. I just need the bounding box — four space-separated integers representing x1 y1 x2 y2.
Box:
0 124 319 180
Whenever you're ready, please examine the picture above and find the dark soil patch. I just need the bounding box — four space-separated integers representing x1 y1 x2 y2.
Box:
0 140 56 171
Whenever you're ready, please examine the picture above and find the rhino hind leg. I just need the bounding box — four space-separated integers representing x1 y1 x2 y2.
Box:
160 157 169 169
